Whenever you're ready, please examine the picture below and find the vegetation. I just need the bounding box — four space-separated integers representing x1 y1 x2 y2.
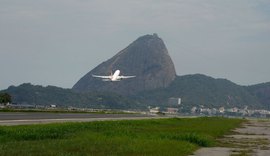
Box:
135 74 264 110
0 117 243 156
1 74 269 110
246 82 270 109
0 93 11 104
1 83 140 109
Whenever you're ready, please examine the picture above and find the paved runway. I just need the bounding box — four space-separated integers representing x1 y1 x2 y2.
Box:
0 112 156 126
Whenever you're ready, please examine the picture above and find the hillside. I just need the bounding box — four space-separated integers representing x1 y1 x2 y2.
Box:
1 83 139 109
1 75 269 111
133 74 264 110
247 82 270 109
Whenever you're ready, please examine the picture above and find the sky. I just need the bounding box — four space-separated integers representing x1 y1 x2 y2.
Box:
0 0 270 90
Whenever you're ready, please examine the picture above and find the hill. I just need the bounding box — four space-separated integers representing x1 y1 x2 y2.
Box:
72 34 176 95
247 82 270 109
133 74 264 110
2 75 268 111
1 83 139 109
1 34 269 111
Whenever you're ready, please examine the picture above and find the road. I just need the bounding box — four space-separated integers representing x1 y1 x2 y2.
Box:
0 112 159 126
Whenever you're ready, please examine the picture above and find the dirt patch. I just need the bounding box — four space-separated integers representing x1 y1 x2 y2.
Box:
190 119 270 156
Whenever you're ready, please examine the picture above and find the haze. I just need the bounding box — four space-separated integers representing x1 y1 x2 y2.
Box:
1 0 270 90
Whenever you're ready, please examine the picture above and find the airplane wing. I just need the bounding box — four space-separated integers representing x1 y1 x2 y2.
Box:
118 75 136 79
92 75 111 79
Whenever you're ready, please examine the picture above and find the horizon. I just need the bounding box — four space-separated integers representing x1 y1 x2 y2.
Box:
2 72 268 90
1 0 270 90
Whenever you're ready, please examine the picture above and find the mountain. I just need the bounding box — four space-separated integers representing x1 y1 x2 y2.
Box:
134 74 264 110
1 34 269 111
1 77 269 111
247 82 270 109
72 34 176 95
1 83 139 109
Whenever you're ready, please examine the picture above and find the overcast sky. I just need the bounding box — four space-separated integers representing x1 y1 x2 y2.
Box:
1 0 270 90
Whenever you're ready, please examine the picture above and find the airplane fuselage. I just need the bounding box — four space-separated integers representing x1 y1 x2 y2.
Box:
111 70 121 81
92 69 135 81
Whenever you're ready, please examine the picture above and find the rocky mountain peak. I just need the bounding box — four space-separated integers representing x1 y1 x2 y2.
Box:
72 34 176 95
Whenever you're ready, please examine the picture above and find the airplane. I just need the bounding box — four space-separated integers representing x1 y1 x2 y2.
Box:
92 70 136 81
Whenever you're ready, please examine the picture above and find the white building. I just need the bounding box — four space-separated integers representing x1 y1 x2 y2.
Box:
168 97 181 105
149 107 160 114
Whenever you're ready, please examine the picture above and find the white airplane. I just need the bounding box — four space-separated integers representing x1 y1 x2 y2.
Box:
92 70 136 81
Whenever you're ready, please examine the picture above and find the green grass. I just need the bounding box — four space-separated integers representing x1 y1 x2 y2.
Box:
0 117 244 156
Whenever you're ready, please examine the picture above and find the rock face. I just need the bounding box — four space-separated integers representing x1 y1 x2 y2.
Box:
72 34 176 95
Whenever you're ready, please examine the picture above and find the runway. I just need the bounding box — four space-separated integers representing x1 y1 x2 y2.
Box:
0 112 157 126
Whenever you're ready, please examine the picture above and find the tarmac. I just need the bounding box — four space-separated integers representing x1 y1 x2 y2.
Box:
3 112 270 155
0 112 158 126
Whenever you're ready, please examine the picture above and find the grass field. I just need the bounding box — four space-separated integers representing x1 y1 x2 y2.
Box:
0 117 244 156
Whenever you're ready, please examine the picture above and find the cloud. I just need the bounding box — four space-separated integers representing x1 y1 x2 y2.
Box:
0 0 270 89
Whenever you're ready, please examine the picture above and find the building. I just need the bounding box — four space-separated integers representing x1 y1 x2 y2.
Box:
168 97 181 105
166 107 179 114
149 107 160 114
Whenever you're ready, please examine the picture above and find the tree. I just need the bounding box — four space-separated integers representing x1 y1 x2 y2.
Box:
0 93 12 105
